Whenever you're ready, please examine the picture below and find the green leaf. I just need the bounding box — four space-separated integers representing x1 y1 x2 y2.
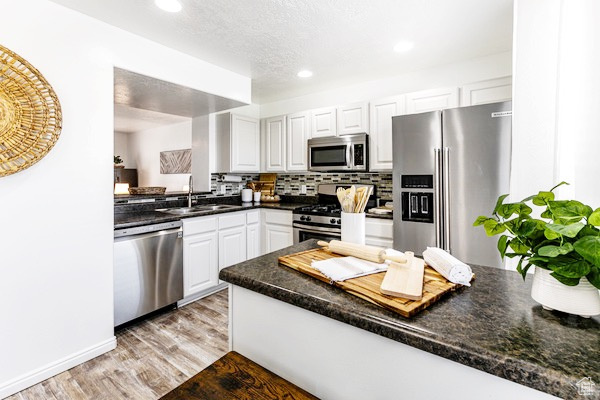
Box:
538 243 574 257
543 227 561 240
545 222 585 238
497 202 533 219
541 209 553 219
532 191 554 206
473 216 490 226
493 194 509 214
573 236 600 266
483 219 506 236
497 235 509 258
509 239 530 255
517 220 542 237
548 200 593 221
550 259 591 278
549 272 580 286
516 257 526 278
589 208 600 226
586 266 600 290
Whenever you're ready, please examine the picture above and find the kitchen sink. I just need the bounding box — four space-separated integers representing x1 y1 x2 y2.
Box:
156 204 240 215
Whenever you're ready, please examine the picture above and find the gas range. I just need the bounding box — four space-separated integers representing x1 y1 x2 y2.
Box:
292 183 376 244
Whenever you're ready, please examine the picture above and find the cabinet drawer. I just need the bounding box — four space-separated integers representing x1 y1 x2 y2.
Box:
263 209 292 225
246 210 260 225
183 216 218 236
365 218 393 239
219 212 246 230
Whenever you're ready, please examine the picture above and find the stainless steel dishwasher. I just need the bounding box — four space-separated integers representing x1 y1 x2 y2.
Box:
113 221 183 327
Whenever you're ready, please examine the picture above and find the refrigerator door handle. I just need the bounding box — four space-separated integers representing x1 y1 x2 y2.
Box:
443 147 451 252
434 148 442 248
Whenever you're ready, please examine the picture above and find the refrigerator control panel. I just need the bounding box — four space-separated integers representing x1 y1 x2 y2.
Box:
401 175 433 189
401 192 434 223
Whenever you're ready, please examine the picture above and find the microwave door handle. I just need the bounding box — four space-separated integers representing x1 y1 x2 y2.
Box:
347 144 353 169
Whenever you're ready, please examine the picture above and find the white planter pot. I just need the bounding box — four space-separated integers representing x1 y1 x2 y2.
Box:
531 266 600 318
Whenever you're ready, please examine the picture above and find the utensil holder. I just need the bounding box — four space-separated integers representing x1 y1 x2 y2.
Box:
341 212 366 245
241 188 253 202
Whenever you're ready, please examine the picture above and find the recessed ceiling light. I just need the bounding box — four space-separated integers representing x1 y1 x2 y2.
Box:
297 70 313 78
393 41 414 53
155 0 182 13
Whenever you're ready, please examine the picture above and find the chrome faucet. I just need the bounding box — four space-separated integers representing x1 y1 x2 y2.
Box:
188 175 194 207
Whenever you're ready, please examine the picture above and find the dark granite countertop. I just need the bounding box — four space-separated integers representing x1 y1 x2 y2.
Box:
114 202 310 230
115 201 390 229
220 240 600 399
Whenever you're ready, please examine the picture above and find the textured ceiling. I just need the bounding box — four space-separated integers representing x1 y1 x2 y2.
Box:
51 0 513 104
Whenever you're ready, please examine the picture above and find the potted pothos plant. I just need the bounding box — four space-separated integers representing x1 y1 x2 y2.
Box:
474 182 600 317
114 155 124 168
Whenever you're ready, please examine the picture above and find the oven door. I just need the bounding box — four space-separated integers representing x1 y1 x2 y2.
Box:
309 143 351 171
293 223 341 244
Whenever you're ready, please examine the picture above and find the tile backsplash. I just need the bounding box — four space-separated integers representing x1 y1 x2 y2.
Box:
210 172 393 199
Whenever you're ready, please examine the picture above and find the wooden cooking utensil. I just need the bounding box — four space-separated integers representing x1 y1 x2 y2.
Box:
317 240 407 264
380 252 425 300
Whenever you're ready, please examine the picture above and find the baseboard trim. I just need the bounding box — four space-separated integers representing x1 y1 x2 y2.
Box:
178 284 227 307
0 336 117 399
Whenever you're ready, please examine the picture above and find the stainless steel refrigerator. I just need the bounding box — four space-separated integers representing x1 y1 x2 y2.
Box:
392 101 512 268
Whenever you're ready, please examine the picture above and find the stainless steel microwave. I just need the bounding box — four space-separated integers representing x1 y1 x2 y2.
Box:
308 133 368 172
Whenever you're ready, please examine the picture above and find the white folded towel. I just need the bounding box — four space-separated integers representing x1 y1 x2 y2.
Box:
311 256 388 283
422 247 473 286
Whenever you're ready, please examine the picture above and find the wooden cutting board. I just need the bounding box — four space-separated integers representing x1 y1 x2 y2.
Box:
278 248 468 318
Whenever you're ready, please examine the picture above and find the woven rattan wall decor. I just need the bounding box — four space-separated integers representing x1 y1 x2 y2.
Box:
0 44 62 177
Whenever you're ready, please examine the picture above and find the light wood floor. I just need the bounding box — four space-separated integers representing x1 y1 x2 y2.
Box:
8 289 229 400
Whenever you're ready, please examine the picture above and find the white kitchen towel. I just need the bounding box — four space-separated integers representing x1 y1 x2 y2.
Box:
423 247 474 286
311 256 388 282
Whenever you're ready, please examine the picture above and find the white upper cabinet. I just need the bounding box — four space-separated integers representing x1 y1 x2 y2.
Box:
405 87 459 114
337 102 369 135
310 107 337 138
460 77 512 106
287 111 310 171
216 113 260 173
265 115 286 172
369 95 406 171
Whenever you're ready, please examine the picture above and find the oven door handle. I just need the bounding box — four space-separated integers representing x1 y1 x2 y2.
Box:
293 223 341 233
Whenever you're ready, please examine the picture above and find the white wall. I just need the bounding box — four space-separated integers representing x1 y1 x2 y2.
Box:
114 131 135 168
512 0 599 207
128 120 192 192
0 0 250 397
260 51 512 118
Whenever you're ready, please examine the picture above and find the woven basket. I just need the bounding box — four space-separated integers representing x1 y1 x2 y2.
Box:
0 44 62 177
128 187 167 195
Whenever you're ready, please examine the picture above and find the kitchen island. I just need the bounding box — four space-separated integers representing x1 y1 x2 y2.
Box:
220 240 599 400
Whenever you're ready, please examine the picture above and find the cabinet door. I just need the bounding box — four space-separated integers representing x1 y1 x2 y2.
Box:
460 77 512 106
286 111 310 171
218 226 247 283
310 107 337 138
265 115 286 172
264 224 293 253
405 87 459 114
183 232 218 297
231 114 260 172
247 223 260 259
338 102 369 135
369 96 406 171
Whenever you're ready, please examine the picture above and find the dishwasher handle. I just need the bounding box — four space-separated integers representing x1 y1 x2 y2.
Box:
114 226 182 241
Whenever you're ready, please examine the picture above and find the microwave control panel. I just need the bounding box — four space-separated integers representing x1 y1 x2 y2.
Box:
353 144 364 166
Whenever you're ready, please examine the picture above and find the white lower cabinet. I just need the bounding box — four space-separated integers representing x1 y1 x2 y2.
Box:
246 210 260 260
261 209 293 254
365 217 394 248
219 226 246 283
183 233 218 297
